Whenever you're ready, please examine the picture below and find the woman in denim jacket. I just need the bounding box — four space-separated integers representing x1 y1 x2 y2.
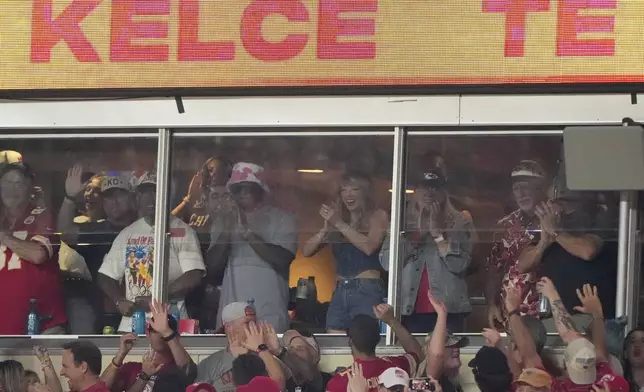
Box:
380 169 474 333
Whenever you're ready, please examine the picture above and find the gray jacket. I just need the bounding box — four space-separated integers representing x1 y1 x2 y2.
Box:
380 215 472 315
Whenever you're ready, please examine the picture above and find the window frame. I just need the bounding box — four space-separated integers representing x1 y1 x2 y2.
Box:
0 94 637 352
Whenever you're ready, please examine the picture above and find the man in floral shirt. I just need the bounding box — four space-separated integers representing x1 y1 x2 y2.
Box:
485 160 549 329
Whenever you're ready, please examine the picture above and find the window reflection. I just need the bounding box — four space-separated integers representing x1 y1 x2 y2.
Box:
171 133 394 333
0 137 158 335
404 134 619 333
0 131 622 336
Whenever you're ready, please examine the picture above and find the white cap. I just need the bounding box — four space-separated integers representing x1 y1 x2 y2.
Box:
564 338 597 385
221 302 256 324
378 367 409 388
101 174 131 193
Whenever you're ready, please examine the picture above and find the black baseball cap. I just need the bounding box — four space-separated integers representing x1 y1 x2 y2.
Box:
468 346 510 375
411 169 447 189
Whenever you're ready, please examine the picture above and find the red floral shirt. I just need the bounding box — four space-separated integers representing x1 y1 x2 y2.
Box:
486 209 540 318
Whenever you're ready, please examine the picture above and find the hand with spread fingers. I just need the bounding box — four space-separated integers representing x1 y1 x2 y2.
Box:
535 201 560 238
574 284 604 319
65 164 85 199
242 322 265 351
260 321 282 355
149 299 173 338
225 325 248 358
347 362 369 392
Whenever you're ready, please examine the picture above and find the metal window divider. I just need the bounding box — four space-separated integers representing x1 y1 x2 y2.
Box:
151 128 172 303
386 126 407 346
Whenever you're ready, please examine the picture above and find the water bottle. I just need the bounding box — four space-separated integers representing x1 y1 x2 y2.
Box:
26 299 40 336
169 300 180 322
132 310 146 335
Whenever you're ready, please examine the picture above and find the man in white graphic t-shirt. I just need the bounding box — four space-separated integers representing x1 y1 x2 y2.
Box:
98 172 206 332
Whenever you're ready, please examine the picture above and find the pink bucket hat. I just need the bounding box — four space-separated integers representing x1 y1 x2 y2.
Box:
227 162 270 193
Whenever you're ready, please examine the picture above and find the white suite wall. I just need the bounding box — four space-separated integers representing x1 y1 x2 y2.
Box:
0 94 642 129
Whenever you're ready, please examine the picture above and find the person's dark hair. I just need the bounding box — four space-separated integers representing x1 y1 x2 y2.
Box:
150 368 189 392
230 182 265 202
200 157 232 189
232 353 268 386
347 315 380 356
62 341 102 376
623 326 644 389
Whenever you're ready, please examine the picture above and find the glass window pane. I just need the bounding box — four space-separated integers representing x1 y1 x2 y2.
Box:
1 134 158 335
170 130 393 334
404 133 619 334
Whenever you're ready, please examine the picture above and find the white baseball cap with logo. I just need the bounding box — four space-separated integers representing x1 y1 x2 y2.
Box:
378 367 410 389
564 338 597 385
101 174 132 193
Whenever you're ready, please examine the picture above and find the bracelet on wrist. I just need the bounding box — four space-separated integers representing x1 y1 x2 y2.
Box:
65 193 77 202
137 372 151 381
111 358 122 368
162 330 178 342
507 309 521 318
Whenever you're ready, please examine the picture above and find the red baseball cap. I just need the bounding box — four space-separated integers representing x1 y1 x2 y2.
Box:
186 383 216 392
596 374 629 392
236 377 280 392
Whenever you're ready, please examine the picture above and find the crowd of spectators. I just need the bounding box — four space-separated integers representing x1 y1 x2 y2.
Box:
0 141 635 392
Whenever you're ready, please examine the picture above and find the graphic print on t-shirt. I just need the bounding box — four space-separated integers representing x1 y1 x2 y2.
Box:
125 236 154 297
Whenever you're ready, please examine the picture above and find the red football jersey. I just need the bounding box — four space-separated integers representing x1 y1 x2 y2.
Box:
326 353 418 392
0 205 66 334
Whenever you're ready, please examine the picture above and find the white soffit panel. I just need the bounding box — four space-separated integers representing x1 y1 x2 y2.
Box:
0 96 460 129
460 94 644 125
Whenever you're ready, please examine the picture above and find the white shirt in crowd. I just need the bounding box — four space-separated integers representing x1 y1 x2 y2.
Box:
99 215 205 332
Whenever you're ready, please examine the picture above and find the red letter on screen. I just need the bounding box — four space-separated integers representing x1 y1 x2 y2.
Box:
240 0 309 61
178 0 235 61
31 0 102 63
317 0 377 59
483 0 550 57
556 0 616 56
110 0 170 62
